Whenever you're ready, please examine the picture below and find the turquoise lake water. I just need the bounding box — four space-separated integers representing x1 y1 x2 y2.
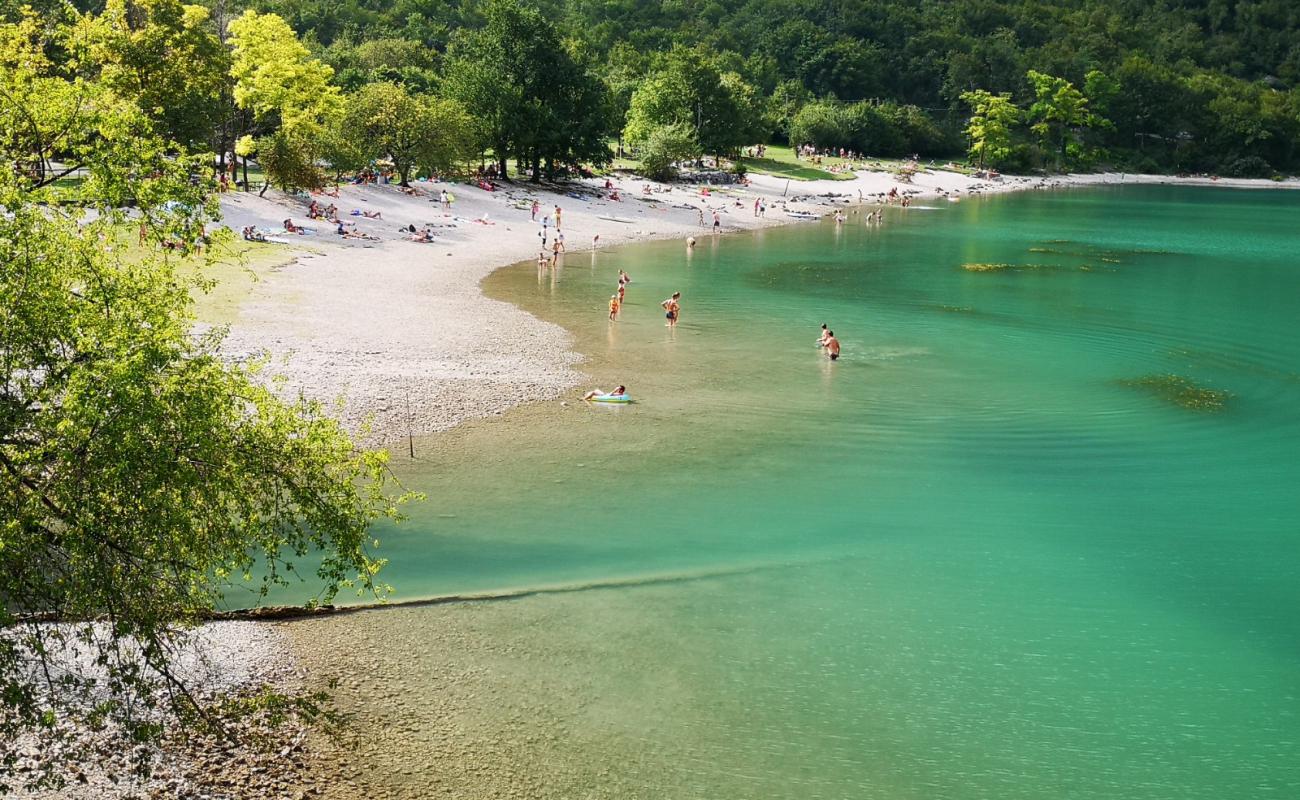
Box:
308 186 1299 797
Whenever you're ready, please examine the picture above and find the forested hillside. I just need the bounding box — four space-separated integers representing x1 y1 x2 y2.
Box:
8 0 1300 179
239 0 1300 176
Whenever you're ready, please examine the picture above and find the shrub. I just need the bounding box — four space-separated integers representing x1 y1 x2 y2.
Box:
844 102 906 156
1220 155 1273 178
638 123 699 181
788 101 849 151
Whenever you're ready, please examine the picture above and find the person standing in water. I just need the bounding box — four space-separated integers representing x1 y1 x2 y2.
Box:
661 292 681 327
816 323 831 348
609 294 620 320
824 331 841 360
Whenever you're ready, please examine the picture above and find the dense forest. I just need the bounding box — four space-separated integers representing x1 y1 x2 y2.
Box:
241 0 1300 176
5 0 1300 183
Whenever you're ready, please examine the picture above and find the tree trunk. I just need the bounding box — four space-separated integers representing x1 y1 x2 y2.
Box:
399 163 411 187
258 179 269 198
242 158 249 192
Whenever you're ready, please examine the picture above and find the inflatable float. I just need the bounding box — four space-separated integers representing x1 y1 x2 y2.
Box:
587 393 631 403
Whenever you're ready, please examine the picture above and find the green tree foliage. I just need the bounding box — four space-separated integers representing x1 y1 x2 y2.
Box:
843 102 906 156
443 0 610 181
788 99 948 157
962 90 1021 170
0 10 149 189
877 101 954 156
767 79 813 140
0 11 405 788
324 37 440 92
77 0 227 151
788 101 848 151
421 97 479 177
636 122 700 181
1026 70 1095 169
341 82 426 186
624 47 762 161
335 83 478 184
228 9 342 193
200 0 1300 175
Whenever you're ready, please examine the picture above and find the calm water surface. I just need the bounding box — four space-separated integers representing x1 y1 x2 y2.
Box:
315 186 1300 797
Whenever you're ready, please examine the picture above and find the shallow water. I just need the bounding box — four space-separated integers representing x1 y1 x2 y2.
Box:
305 186 1300 797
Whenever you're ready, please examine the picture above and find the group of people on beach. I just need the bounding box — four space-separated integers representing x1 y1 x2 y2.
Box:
536 203 568 266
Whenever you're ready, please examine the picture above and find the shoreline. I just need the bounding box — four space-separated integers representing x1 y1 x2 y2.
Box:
213 167 1300 450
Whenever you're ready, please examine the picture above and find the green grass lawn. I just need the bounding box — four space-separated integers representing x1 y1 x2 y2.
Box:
113 224 301 326
180 237 302 326
740 146 856 181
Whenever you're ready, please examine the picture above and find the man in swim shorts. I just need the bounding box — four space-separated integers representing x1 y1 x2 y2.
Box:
661 292 681 327
825 331 841 360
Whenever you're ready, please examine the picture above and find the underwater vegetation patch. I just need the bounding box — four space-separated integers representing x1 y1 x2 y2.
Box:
1118 374 1231 412
963 262 1017 271
963 262 1108 273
